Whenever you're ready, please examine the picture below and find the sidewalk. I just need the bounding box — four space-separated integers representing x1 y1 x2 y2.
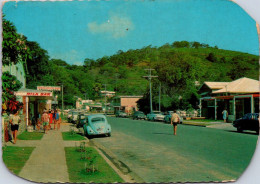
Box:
183 120 236 131
18 124 70 183
6 123 86 183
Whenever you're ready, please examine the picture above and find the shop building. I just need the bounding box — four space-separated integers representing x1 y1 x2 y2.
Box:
199 77 259 121
112 96 143 114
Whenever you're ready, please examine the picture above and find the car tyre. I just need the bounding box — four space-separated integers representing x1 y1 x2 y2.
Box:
107 133 111 137
237 126 243 133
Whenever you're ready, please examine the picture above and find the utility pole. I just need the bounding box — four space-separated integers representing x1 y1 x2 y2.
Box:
103 84 107 115
61 84 64 117
143 69 158 113
159 82 161 112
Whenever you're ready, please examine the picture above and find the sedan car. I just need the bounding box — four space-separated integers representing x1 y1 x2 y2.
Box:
233 113 259 133
83 114 111 137
132 111 146 120
76 114 87 128
147 111 165 121
115 111 128 118
71 111 80 124
164 111 183 124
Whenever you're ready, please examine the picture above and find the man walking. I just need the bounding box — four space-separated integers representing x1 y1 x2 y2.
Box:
171 110 180 135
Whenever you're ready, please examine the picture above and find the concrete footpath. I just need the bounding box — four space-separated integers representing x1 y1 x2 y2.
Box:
6 123 86 183
18 124 71 183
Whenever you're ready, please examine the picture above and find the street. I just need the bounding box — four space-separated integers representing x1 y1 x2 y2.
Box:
92 117 258 183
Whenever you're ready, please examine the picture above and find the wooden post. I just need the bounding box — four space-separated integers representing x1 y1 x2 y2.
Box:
251 95 254 113
214 99 217 120
233 97 236 118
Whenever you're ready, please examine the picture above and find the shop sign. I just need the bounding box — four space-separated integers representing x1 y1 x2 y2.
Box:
14 92 52 96
26 92 52 96
37 86 61 91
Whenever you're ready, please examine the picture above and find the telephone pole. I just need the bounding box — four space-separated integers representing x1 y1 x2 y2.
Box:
103 84 107 115
143 69 158 113
159 82 161 112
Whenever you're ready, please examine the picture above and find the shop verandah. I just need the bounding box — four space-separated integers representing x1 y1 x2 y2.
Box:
200 94 259 121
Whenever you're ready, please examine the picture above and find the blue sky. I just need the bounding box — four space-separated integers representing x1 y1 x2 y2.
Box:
3 0 259 65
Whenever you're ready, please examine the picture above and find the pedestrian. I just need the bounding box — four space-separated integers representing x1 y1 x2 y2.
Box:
54 110 60 130
222 109 228 123
9 110 21 144
57 109 61 130
48 110 53 130
53 110 57 130
171 110 180 135
41 110 49 134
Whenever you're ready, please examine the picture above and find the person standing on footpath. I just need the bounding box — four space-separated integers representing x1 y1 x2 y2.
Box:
9 110 21 144
222 108 228 123
48 110 53 130
171 110 180 135
54 110 60 130
41 110 49 134
53 110 57 130
57 109 61 130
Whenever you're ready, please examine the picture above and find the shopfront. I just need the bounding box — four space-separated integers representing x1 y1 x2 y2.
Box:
14 88 53 128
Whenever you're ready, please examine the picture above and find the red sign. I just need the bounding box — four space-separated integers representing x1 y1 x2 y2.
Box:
37 86 61 91
26 92 52 96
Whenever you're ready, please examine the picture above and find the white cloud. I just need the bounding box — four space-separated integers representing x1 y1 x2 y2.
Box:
88 15 134 38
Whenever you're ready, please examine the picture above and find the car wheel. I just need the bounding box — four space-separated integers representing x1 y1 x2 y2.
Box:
107 133 111 137
237 126 243 133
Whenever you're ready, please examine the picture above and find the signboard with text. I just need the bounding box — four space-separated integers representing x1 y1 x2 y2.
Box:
15 91 53 96
37 86 61 91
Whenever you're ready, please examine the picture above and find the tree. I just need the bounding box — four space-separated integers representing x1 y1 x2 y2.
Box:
206 53 217 62
2 17 31 66
2 72 23 114
25 41 54 88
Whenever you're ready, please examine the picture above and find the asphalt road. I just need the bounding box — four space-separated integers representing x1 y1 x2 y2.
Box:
93 117 258 183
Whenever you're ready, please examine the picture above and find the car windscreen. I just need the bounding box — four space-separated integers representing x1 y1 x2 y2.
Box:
136 112 144 114
91 117 105 123
153 112 161 114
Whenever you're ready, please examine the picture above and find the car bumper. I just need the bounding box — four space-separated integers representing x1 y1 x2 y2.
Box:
155 117 165 121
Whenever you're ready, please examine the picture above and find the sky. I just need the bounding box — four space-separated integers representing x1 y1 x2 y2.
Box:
2 0 259 65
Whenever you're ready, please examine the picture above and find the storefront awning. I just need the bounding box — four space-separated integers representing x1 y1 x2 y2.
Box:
14 88 53 100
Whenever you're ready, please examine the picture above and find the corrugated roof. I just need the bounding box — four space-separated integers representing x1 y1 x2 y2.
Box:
204 82 230 89
212 77 259 94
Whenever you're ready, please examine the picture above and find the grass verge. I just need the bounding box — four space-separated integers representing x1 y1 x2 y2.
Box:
2 146 35 175
17 131 44 140
62 132 86 141
65 147 123 183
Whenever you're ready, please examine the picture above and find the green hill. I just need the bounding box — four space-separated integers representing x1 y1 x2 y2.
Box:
29 41 259 109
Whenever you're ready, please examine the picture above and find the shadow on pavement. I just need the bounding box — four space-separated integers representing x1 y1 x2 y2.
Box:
152 132 173 135
227 130 259 135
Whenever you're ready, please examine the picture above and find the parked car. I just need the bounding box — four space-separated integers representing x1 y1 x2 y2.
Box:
67 111 73 123
115 111 128 118
76 114 88 128
164 111 183 124
147 111 165 121
71 111 80 124
233 113 259 133
83 114 111 137
132 111 146 120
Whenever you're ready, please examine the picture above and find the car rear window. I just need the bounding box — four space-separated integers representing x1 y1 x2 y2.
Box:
91 117 105 122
